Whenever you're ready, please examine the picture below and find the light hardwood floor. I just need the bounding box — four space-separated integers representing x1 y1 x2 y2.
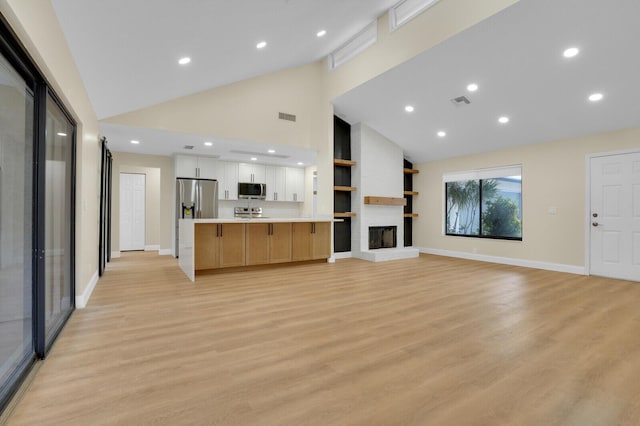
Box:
6 253 640 425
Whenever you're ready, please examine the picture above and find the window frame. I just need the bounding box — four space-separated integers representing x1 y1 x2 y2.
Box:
444 166 523 241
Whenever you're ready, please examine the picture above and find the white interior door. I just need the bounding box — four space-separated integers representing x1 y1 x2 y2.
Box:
120 173 145 251
590 152 640 281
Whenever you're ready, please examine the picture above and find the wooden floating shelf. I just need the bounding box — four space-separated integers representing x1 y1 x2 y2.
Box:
404 213 419 218
334 212 357 218
403 168 419 174
334 159 356 167
334 186 356 192
403 191 419 196
364 196 407 206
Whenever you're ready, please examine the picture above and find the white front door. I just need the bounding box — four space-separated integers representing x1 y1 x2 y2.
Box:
120 173 145 251
590 152 640 281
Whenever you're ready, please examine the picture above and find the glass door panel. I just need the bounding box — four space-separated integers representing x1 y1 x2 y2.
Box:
0 53 34 403
44 94 74 345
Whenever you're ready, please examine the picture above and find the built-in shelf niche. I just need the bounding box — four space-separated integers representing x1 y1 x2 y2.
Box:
404 159 417 247
334 116 353 253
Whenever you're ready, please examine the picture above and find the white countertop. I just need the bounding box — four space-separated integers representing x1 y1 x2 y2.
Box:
187 217 334 223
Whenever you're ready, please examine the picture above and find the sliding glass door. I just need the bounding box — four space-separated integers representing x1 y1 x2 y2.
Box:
0 50 35 408
0 16 76 412
43 93 74 346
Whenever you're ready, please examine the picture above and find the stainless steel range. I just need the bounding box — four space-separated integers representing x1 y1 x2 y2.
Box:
234 206 265 218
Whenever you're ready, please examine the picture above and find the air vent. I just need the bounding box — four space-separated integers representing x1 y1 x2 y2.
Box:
278 112 296 122
183 145 194 150
451 96 471 106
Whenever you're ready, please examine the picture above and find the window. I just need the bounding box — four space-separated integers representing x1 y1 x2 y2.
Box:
445 166 522 240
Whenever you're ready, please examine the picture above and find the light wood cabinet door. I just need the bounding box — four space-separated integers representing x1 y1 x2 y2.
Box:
245 223 269 265
270 223 292 263
194 224 219 270
219 223 245 267
291 222 312 261
312 222 331 259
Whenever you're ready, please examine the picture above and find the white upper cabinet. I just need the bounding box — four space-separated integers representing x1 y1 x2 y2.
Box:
197 157 218 179
285 167 305 202
175 155 199 178
238 163 266 183
176 155 305 202
218 161 239 200
265 166 286 201
175 155 218 179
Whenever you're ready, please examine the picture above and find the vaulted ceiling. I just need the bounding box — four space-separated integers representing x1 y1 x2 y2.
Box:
51 0 398 120
51 0 640 163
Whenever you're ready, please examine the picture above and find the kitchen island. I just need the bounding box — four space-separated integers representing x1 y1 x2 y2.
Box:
179 218 334 281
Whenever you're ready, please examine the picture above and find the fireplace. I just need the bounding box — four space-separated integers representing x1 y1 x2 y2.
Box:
369 226 397 250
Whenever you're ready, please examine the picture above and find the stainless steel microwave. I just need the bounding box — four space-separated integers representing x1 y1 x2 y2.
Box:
238 182 266 199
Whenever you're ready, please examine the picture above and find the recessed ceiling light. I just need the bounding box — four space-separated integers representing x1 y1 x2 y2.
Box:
131 140 140 144
317 30 327 38
405 105 414 113
467 83 478 92
57 132 67 136
204 141 213 146
268 149 276 154
563 47 579 58
589 93 604 102
498 116 510 124
178 57 191 65
251 157 257 161
297 162 304 166
437 131 446 137
256 41 267 49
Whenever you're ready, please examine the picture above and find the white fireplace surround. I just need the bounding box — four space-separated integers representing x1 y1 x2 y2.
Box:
350 123 419 262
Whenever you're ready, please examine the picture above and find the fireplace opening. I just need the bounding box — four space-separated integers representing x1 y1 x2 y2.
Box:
369 226 397 250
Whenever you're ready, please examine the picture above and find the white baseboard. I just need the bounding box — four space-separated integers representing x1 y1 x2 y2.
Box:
76 269 99 309
111 251 121 258
333 251 352 259
159 249 172 256
144 245 160 251
418 247 586 275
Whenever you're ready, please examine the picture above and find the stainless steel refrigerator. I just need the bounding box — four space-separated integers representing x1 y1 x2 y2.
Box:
176 178 218 256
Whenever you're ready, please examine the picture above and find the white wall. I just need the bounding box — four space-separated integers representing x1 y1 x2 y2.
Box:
414 127 640 272
351 124 405 254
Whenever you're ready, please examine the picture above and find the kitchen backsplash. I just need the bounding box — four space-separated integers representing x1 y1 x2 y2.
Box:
218 200 304 218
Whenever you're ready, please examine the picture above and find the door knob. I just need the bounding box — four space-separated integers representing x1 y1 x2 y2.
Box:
592 213 598 218
592 222 599 227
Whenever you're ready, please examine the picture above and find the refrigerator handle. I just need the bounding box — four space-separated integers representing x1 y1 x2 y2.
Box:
178 180 184 218
196 181 202 218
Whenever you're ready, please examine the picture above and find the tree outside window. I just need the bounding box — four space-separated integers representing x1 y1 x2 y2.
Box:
445 172 522 240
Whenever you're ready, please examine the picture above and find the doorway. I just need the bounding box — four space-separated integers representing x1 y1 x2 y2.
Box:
588 151 640 281
119 173 145 251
